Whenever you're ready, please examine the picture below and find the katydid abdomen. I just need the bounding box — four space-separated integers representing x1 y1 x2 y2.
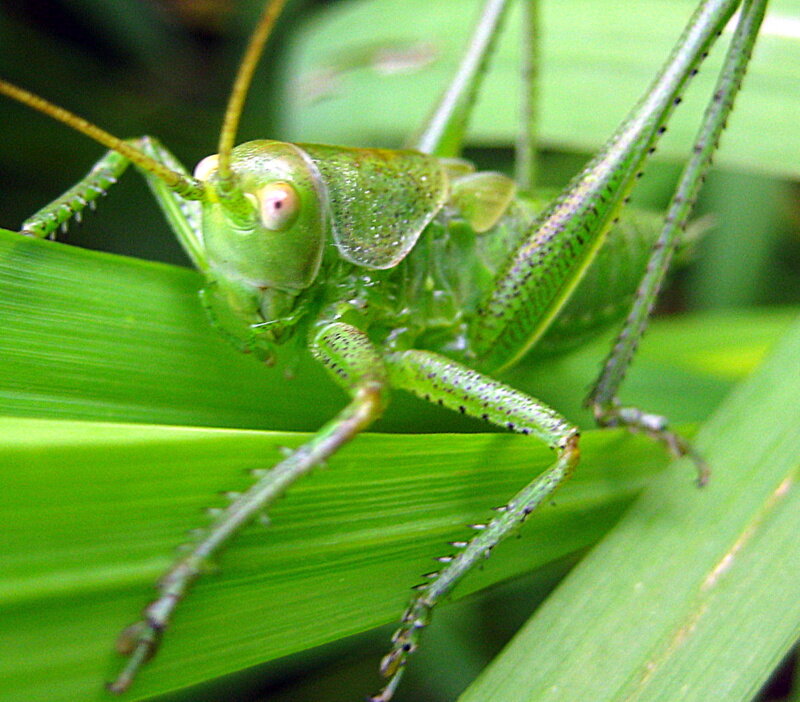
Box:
410 191 688 366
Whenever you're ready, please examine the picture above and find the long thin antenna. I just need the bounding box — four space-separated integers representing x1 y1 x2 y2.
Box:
216 0 288 185
0 79 204 200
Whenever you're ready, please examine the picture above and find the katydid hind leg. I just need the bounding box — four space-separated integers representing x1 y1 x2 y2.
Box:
471 0 743 373
587 0 768 482
371 349 580 701
459 0 769 491
108 323 388 694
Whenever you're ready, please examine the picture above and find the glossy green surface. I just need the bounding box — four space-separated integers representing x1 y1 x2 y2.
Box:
0 223 795 699
301 144 449 269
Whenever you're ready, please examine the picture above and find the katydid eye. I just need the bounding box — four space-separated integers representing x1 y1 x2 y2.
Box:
256 182 300 231
193 154 219 181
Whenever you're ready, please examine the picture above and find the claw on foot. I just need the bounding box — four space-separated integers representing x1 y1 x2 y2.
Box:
107 620 162 695
369 663 405 702
370 592 430 701
592 402 709 486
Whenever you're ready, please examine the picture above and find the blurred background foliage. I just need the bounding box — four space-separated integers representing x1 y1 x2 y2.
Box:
0 1 798 700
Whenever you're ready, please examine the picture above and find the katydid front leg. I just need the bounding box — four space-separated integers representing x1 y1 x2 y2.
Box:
12 133 209 272
18 150 128 239
371 350 580 701
109 322 388 694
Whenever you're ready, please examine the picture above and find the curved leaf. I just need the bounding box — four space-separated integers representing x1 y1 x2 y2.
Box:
280 0 800 178
0 226 796 700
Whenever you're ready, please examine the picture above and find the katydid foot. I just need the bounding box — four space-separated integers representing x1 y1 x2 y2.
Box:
590 401 709 487
370 431 580 702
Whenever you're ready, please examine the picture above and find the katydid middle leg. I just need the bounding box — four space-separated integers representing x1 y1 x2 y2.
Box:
109 322 388 693
371 349 580 701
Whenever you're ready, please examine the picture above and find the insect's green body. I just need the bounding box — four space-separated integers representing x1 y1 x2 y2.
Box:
198 139 667 373
0 0 769 698
199 145 523 368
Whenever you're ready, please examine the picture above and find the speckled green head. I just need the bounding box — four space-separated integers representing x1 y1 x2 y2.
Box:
196 140 326 293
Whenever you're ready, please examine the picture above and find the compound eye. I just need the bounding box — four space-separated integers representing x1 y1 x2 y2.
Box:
256 181 300 231
193 154 219 181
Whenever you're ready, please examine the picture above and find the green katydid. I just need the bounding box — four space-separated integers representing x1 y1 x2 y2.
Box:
0 0 769 698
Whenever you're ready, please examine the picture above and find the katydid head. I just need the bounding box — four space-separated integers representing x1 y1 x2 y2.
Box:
193 140 326 317
1 0 311 358
192 0 324 347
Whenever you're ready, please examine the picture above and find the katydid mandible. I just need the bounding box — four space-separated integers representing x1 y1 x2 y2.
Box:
0 0 768 697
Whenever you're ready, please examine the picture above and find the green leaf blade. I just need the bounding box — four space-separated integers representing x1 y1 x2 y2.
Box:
460 315 800 701
0 419 665 701
1 229 793 434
